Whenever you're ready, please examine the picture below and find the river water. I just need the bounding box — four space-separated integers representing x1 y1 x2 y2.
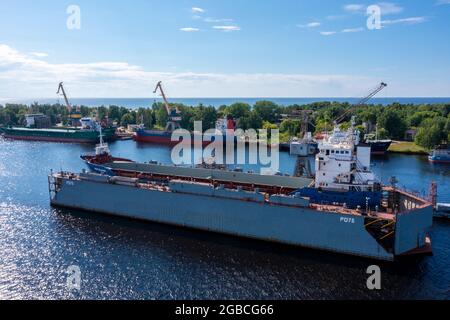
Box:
0 137 448 299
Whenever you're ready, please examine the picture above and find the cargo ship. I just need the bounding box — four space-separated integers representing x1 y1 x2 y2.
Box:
364 127 392 155
49 120 433 261
366 139 392 155
2 117 116 143
429 145 450 163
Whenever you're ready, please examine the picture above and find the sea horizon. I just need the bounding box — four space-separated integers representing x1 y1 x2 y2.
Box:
2 97 450 109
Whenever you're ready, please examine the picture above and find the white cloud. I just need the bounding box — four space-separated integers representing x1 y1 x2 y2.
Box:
341 27 364 33
180 27 200 32
382 16 426 26
344 4 365 13
436 0 450 4
191 7 205 14
377 2 404 15
320 31 337 36
344 2 403 15
0 44 380 98
204 17 234 23
213 25 241 32
30 52 49 58
297 22 321 28
1 44 448 98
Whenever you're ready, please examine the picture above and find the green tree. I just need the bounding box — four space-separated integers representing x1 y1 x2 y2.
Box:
415 117 448 148
120 113 136 126
408 111 439 127
109 105 121 122
378 110 407 140
253 101 281 123
238 111 263 130
279 119 301 137
155 106 168 128
193 105 218 130
226 103 251 119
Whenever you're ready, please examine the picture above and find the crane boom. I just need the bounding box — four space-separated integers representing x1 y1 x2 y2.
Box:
57 82 72 112
334 82 387 125
153 81 181 115
153 81 181 132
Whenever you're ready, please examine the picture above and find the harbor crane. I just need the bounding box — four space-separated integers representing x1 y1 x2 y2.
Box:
57 82 82 127
333 82 387 125
153 81 181 132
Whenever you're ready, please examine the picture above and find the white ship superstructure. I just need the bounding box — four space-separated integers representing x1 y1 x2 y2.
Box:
315 120 377 192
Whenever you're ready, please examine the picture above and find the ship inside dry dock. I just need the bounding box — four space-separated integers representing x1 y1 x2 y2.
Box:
49 119 433 261
49 163 432 261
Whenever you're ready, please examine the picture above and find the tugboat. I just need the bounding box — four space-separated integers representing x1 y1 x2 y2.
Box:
429 145 450 164
81 127 133 175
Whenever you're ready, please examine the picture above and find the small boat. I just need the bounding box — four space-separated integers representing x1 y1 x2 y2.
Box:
435 203 450 219
429 145 450 164
81 127 133 175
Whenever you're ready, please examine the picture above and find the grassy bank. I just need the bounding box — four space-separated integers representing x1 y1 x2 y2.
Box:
388 141 429 155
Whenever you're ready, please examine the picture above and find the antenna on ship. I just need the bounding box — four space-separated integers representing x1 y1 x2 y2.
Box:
95 121 110 156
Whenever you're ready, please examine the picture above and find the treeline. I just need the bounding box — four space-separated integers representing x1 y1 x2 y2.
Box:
1 101 449 149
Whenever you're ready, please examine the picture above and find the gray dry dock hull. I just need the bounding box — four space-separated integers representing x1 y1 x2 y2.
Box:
49 176 430 261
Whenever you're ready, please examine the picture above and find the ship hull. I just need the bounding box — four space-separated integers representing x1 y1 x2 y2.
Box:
428 156 450 163
2 127 116 143
367 140 392 155
133 129 233 146
49 174 433 261
133 130 175 144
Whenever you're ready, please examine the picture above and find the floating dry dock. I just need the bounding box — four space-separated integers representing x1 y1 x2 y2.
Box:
49 166 433 261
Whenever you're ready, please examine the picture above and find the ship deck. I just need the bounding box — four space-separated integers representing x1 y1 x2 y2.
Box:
105 161 314 194
52 171 430 222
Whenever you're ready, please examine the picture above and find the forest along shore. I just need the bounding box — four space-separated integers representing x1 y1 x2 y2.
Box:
1 101 449 153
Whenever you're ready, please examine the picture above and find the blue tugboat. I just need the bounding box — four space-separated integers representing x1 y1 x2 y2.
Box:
429 145 450 164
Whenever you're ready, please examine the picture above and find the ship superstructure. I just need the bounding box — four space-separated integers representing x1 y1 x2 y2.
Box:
315 121 376 192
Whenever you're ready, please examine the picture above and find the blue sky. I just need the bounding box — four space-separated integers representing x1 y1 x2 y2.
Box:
0 0 449 98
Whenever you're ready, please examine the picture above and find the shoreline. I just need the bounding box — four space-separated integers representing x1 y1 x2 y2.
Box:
388 141 429 155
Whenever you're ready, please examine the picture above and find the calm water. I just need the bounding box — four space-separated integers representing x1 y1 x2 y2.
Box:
0 137 449 300
3 97 450 108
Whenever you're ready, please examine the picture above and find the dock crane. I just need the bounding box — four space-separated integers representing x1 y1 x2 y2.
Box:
153 81 182 132
333 82 387 125
57 82 82 127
